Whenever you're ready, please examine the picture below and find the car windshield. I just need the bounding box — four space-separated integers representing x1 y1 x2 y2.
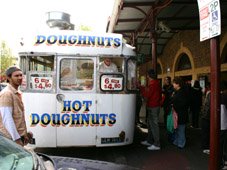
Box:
0 135 33 170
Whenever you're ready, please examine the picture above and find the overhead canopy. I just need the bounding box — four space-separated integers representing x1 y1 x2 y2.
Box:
107 0 227 58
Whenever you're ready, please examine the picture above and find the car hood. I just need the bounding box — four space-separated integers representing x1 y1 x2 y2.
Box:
49 155 141 170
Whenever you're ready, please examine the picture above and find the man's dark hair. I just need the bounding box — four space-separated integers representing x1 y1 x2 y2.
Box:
147 69 157 79
5 66 22 82
173 77 184 88
165 76 171 82
5 66 21 77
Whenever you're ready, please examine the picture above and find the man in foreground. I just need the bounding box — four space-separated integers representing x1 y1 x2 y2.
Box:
0 66 32 146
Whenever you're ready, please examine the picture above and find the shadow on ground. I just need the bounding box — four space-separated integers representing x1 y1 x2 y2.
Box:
35 125 209 170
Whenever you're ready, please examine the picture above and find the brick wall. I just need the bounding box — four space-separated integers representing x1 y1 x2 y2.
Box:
160 30 210 74
138 29 227 84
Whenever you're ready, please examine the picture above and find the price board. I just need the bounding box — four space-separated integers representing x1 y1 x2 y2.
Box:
31 77 53 91
101 76 123 91
197 0 221 41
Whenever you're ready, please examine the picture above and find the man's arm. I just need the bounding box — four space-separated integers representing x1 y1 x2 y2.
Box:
0 107 21 141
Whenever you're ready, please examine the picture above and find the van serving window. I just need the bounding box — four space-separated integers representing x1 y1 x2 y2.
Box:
20 55 55 92
60 58 94 91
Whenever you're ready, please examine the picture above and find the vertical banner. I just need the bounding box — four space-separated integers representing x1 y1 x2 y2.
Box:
197 0 221 41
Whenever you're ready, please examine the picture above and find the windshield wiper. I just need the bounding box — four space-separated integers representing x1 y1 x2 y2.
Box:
29 150 47 170
30 150 39 170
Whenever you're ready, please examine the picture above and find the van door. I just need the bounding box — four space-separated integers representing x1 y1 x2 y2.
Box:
20 54 57 147
56 56 97 146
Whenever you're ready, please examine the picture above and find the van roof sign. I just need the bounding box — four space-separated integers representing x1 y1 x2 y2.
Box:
21 31 123 55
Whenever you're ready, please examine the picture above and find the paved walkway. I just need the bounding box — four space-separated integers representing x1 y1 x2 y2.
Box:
133 124 209 170
35 123 209 170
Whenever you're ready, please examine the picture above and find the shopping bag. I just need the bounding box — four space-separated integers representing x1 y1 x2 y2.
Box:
172 108 178 129
167 109 174 133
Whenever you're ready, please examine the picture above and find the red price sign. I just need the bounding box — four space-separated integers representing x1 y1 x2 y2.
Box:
101 77 123 91
31 77 53 90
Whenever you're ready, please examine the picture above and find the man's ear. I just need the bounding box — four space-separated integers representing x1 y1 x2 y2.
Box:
6 76 10 83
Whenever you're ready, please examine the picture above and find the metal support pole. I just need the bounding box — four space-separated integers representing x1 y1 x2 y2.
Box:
150 5 157 73
151 35 157 72
209 37 220 170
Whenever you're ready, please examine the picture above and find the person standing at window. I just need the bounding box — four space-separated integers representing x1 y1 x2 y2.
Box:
140 69 162 150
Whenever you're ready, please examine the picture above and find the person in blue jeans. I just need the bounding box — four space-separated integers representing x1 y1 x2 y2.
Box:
171 77 190 149
140 69 162 150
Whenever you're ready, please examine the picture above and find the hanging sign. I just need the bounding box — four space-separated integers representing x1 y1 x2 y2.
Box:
197 0 221 41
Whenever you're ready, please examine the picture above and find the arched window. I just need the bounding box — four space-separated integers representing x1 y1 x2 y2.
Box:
176 53 192 71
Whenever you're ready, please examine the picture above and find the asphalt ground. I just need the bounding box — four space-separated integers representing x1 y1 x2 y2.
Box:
135 124 209 170
35 124 209 170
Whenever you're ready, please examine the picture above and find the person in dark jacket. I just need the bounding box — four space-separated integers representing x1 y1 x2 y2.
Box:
162 76 174 127
190 80 203 128
171 77 189 149
201 89 211 154
220 81 227 168
200 81 227 168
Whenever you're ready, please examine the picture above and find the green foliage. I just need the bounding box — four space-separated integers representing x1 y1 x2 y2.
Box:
0 41 16 82
79 25 92 31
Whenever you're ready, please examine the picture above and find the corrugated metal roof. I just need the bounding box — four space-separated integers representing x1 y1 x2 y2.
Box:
107 0 227 59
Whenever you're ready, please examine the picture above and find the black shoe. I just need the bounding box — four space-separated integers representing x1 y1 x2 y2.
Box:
137 121 143 126
140 124 147 128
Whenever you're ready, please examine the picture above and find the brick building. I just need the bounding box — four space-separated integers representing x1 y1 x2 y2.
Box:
138 29 227 87
107 0 227 88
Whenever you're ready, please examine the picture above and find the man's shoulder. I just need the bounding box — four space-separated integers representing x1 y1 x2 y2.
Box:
99 62 106 68
0 86 14 98
111 62 117 66
0 89 14 107
111 63 118 70
151 79 161 85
